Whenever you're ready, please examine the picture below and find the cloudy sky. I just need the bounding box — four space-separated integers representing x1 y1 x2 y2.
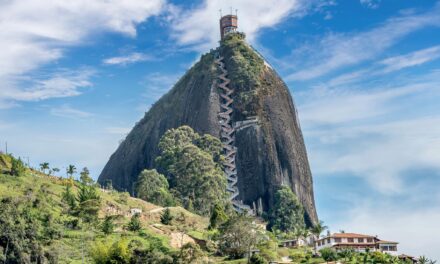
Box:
1 0 439 259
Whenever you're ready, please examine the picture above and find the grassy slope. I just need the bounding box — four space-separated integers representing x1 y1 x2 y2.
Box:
0 159 210 263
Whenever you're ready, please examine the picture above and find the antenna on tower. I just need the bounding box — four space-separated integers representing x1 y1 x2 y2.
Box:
219 9 222 18
230 6 233 15
235 9 238 16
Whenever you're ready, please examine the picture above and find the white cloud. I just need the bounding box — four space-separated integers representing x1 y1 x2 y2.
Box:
103 52 153 65
50 105 93 119
167 0 316 50
0 0 165 103
286 4 440 81
0 69 94 104
380 45 440 73
299 71 440 193
360 0 381 9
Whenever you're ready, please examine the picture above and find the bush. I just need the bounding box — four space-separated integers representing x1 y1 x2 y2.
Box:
10 156 25 176
319 248 338 262
127 213 142 232
160 208 173 225
250 254 268 264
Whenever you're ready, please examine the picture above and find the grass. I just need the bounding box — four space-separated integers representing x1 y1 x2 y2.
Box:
0 158 212 263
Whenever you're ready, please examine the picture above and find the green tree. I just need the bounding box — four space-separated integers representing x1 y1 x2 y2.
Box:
160 208 173 225
62 184 77 211
127 213 142 232
90 239 132 264
101 215 115 235
178 242 205 263
10 156 25 177
209 203 228 230
0 198 52 263
39 162 50 174
135 169 174 206
218 213 264 259
311 220 328 239
66 164 77 178
156 126 227 216
77 183 101 223
268 186 305 233
79 167 93 185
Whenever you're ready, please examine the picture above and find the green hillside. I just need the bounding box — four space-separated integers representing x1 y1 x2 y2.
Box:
0 155 212 263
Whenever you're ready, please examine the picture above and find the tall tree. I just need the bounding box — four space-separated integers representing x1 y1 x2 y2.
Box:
218 213 264 259
209 203 228 230
66 164 77 178
39 162 50 174
135 169 174 206
268 186 305 233
79 167 93 186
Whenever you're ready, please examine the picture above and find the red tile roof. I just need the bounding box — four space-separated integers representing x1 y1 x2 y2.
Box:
377 240 398 244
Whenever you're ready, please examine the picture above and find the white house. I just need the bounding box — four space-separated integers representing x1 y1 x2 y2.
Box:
130 208 142 216
315 233 398 255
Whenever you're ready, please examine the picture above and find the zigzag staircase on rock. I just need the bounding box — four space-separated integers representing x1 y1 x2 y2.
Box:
214 54 254 215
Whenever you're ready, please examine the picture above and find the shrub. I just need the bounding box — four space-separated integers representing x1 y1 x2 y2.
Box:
127 213 142 232
160 208 173 225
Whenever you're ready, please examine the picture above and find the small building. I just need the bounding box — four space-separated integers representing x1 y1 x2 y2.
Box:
315 233 398 255
130 208 142 216
219 14 238 40
279 239 307 248
377 240 399 256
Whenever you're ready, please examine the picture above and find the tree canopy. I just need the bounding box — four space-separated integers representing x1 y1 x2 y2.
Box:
135 169 174 206
268 186 305 233
155 126 227 216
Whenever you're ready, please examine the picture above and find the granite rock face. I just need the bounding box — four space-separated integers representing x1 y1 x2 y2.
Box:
98 34 318 226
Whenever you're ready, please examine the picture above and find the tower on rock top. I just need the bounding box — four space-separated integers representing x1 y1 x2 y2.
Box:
220 14 238 40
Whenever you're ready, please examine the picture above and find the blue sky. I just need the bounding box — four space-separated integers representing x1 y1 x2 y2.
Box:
1 0 439 259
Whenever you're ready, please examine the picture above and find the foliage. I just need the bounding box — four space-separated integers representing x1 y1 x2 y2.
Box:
101 215 115 235
249 254 268 264
178 242 205 263
209 203 228 230
61 184 77 211
66 164 77 178
77 183 101 223
80 167 93 186
136 169 174 206
0 197 56 263
311 220 328 239
268 186 305 233
90 239 131 264
160 208 173 225
127 213 142 232
155 126 227 215
218 213 264 259
319 248 337 262
10 156 25 177
39 162 50 174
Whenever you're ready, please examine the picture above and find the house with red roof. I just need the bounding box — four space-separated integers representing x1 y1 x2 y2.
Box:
315 233 398 255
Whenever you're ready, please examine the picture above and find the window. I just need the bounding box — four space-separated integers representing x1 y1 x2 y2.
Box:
367 238 373 243
348 238 354 243
358 238 364 243
327 239 331 244
334 238 341 243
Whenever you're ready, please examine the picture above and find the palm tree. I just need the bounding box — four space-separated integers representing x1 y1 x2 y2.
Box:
419 256 429 264
52 167 60 175
39 162 50 174
311 220 328 239
66 165 77 178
